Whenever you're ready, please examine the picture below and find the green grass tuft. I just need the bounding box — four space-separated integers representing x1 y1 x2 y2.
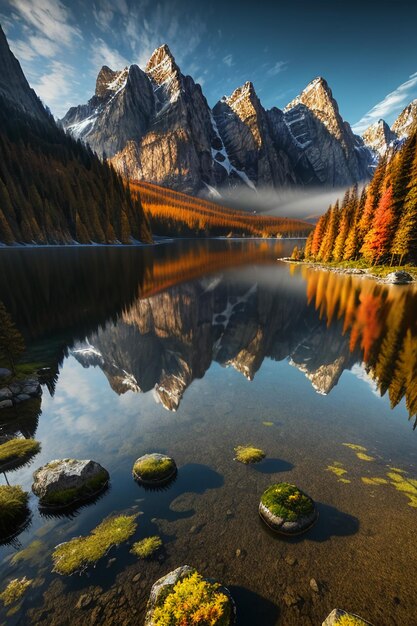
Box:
131 535 162 559
0 438 40 471
52 514 137 575
0 485 29 538
234 445 265 464
0 577 32 607
261 483 314 522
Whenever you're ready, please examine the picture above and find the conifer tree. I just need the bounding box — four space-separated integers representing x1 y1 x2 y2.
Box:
0 301 25 374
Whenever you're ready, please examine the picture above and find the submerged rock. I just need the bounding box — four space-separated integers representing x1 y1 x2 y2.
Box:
322 608 373 625
144 566 235 626
32 459 109 508
132 453 177 486
259 482 318 535
385 271 413 284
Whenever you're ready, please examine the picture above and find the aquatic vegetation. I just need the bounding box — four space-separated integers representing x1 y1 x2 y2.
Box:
151 571 231 626
343 443 367 452
234 445 265 464
0 438 40 471
260 483 314 522
343 443 375 462
0 577 32 606
0 485 29 538
361 477 388 485
131 536 162 559
52 514 137 575
387 471 417 508
133 454 176 483
356 452 375 462
11 539 45 565
338 478 351 484
262 421 274 427
334 614 370 625
327 462 348 477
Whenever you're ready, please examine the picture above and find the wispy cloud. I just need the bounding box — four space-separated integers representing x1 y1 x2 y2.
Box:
353 72 417 133
91 37 130 71
267 60 288 76
33 60 78 116
10 0 82 46
223 54 234 68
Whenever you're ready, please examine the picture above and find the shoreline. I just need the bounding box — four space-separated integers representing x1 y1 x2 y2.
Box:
278 258 417 285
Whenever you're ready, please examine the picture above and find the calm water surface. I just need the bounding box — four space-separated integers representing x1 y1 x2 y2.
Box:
1 239 417 626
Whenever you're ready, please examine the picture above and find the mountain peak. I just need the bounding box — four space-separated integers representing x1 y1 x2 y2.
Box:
95 65 129 98
146 44 176 74
284 76 335 113
391 99 417 138
362 118 396 155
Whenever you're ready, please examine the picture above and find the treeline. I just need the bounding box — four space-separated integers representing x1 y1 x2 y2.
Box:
301 266 417 426
0 95 151 245
132 181 312 238
298 128 417 265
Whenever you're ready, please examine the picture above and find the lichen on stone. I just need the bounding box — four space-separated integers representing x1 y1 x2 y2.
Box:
151 571 231 626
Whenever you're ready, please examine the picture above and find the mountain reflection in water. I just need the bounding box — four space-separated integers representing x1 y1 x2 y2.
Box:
2 240 413 424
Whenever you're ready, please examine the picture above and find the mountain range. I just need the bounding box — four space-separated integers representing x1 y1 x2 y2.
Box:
61 44 417 196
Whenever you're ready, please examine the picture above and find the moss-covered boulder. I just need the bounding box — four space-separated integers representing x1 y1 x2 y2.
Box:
322 608 373 625
259 482 318 535
0 438 40 472
234 445 265 464
32 459 109 508
0 485 29 542
145 566 235 626
133 453 177 487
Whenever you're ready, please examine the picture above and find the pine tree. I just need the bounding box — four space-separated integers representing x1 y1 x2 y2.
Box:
0 301 25 374
318 201 339 262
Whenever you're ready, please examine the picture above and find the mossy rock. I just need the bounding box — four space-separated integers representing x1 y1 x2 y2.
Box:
0 485 30 542
32 459 109 509
133 453 177 487
322 608 373 625
0 438 40 472
259 482 318 535
145 566 235 626
234 445 265 464
52 513 137 575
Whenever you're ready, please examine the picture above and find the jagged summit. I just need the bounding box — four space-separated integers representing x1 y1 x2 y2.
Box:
392 99 417 139
146 44 178 76
362 118 396 157
284 76 336 113
95 65 129 98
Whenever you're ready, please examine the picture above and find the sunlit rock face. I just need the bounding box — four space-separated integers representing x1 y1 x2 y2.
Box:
362 119 397 158
391 100 417 140
0 25 49 121
61 45 376 193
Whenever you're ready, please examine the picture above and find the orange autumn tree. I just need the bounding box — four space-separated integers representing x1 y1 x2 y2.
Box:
361 185 395 264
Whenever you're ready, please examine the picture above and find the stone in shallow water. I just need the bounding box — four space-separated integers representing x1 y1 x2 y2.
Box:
259 483 318 535
0 368 11 379
322 608 373 625
144 566 235 626
32 459 109 508
132 453 177 486
385 271 413 284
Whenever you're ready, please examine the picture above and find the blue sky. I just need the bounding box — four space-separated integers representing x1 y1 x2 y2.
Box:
1 0 417 132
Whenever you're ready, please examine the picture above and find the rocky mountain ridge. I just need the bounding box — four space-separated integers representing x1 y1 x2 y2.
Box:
361 99 417 158
61 45 398 195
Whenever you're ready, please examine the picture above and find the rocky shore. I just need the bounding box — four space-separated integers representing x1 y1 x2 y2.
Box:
279 258 416 284
0 373 42 410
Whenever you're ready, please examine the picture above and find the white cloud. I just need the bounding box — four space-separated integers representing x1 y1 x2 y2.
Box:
267 60 288 76
9 38 37 61
33 60 78 117
9 0 81 46
223 54 233 67
353 72 417 133
91 37 130 70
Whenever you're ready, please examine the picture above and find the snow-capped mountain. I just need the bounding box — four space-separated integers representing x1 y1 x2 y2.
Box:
62 46 417 195
361 100 417 159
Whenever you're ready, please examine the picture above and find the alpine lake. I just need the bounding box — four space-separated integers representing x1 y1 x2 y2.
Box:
1 238 417 626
